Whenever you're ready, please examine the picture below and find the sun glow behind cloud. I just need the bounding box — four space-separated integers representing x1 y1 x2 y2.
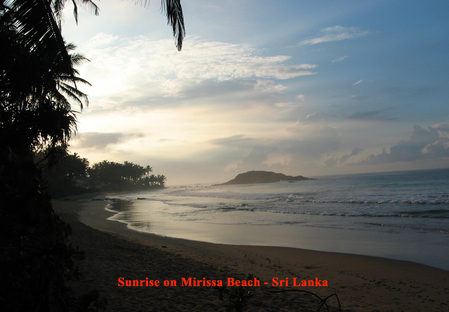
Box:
75 35 317 101
70 34 319 167
62 0 449 184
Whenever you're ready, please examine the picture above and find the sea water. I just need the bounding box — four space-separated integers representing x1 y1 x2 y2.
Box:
105 168 449 270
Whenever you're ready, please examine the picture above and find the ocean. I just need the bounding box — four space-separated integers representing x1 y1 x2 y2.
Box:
104 168 449 270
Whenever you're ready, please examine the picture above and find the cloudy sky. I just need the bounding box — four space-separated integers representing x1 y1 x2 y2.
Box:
61 0 449 185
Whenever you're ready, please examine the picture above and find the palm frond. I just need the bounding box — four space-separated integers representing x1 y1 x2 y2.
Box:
68 0 100 24
58 82 89 109
70 53 90 66
133 0 185 50
12 0 75 78
161 0 185 51
1 1 91 152
59 74 92 87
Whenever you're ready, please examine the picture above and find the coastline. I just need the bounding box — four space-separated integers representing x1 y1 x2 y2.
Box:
53 196 449 311
95 194 449 271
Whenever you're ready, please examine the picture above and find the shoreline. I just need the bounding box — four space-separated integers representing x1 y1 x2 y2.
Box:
53 196 449 311
97 195 449 271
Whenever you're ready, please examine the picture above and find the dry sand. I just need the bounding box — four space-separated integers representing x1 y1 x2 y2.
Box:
53 196 449 312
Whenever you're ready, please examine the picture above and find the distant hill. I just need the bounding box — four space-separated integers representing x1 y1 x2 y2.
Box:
219 170 313 185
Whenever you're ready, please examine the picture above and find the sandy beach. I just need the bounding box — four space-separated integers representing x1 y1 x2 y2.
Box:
53 196 449 312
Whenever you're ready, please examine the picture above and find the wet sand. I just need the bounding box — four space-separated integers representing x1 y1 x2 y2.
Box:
53 196 449 311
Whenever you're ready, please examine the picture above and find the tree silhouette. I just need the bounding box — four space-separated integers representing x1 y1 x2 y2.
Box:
0 5 97 305
1 1 184 310
1 38 90 154
2 0 185 154
38 145 91 197
88 160 164 190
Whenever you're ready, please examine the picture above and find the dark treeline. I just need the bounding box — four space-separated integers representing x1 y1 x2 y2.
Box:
39 146 166 198
0 0 101 309
1 1 183 311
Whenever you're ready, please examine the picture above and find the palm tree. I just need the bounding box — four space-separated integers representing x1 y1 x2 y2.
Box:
59 0 185 50
1 0 185 153
1 1 87 152
8 0 184 66
1 2 184 310
0 25 90 153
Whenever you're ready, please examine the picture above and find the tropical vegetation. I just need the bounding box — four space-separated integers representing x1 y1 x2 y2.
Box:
88 160 166 191
1 0 184 311
40 147 166 197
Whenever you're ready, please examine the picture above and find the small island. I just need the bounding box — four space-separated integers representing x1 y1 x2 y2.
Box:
219 170 313 185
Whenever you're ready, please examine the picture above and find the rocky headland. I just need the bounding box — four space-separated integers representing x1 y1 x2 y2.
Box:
219 170 313 185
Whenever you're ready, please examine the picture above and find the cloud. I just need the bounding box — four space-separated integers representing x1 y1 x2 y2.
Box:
324 157 338 168
275 102 293 108
240 145 279 168
208 126 342 173
78 35 317 102
350 94 370 101
74 35 319 118
302 112 325 122
339 147 364 164
432 122 449 137
209 134 256 147
356 123 449 165
75 132 144 149
254 80 287 93
299 26 369 46
346 111 396 121
293 111 336 123
353 80 363 86
332 55 349 62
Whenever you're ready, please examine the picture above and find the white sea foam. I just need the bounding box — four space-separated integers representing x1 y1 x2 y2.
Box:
106 169 449 270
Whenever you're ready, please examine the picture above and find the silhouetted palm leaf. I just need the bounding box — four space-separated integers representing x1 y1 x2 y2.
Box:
161 0 185 50
124 0 186 50
1 0 186 154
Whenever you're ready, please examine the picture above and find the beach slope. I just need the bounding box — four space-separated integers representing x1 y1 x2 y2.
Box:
53 198 449 312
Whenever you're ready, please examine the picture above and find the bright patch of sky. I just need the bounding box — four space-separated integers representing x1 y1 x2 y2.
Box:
62 0 449 185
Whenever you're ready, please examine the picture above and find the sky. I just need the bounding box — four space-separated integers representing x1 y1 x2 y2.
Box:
61 0 449 185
